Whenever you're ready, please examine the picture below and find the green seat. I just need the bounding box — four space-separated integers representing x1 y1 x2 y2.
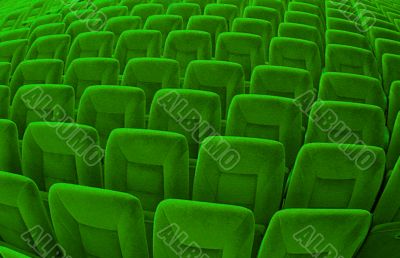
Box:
104 16 142 48
326 44 380 80
0 120 20 173
184 60 244 119
77 86 145 148
304 101 386 148
153 199 254 258
131 3 164 24
0 62 11 85
368 26 400 50
244 6 280 36
143 14 183 51
319 72 386 110
327 16 363 34
285 143 385 210
0 28 29 42
122 58 180 113
29 13 62 33
164 30 211 76
217 0 247 14
383 53 400 95
388 81 400 132
92 0 117 9
151 0 180 10
49 183 149 258
0 246 31 258
23 122 102 193
375 38 400 74
187 15 227 57
369 17 398 30
105 128 189 253
288 1 324 24
114 30 162 73
10 59 63 101
0 172 57 257
0 9 27 31
11 85 75 138
193 136 284 255
28 22 65 47
0 86 9 119
216 32 265 82
98 5 129 20
253 0 284 22
26 34 71 62
284 11 324 44
269 37 321 88
258 209 371 258
232 18 272 62
65 19 102 43
326 7 358 20
326 29 370 50
63 9 95 29
278 22 324 65
226 95 302 168
204 3 239 30
0 39 27 74
120 0 148 12
166 3 201 28
149 88 221 159
294 0 324 11
387 111 400 178
64 58 119 105
65 31 114 69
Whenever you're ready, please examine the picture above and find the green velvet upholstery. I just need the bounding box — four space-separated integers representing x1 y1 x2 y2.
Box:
120 0 148 12
184 60 244 118
65 31 114 69
0 28 29 42
164 30 211 76
226 95 302 167
368 26 400 48
284 143 385 210
166 3 201 28
204 3 239 30
383 53 400 95
10 59 63 101
243 6 280 36
184 0 214 13
0 120 20 174
258 209 371 258
216 32 265 81
326 7 358 20
131 3 165 25
49 183 149 258
114 30 162 73
284 11 324 40
253 0 284 22
63 10 95 30
0 62 11 86
105 128 189 253
319 72 386 110
187 15 228 57
193 136 283 254
325 44 380 80
326 16 363 34
288 2 324 23
0 246 31 258
28 22 65 47
104 16 142 48
98 6 129 20
305 101 386 148
0 86 9 118
387 112 400 173
370 18 398 30
26 34 71 62
144 14 184 51
294 0 324 11
151 0 180 10
232 18 272 62
22 122 102 192
326 29 370 50
388 81 400 132
269 37 321 88
0 39 27 74
29 13 62 33
148 88 221 159
122 58 180 113
278 22 324 65
217 0 247 14
11 84 75 138
77 86 145 148
64 58 119 104
375 38 400 74
65 19 97 43
153 199 254 258
0 172 57 257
